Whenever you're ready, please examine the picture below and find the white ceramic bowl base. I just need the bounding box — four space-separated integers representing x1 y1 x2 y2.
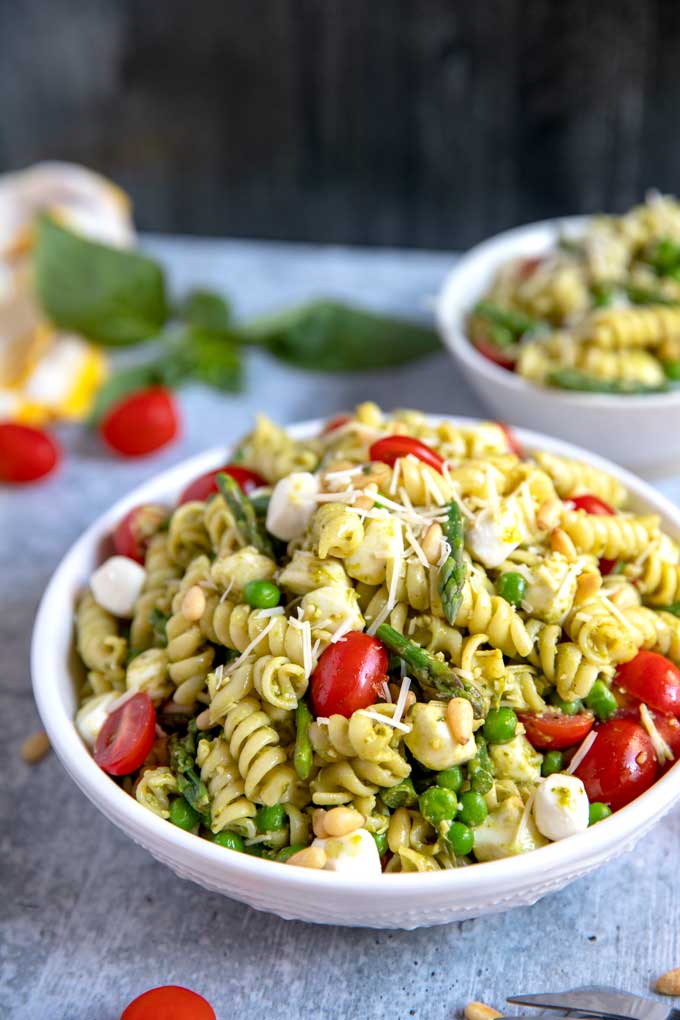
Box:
32 418 680 928
437 218 680 477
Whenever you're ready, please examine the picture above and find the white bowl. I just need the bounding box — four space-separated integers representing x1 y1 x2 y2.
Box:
32 416 680 929
436 217 680 477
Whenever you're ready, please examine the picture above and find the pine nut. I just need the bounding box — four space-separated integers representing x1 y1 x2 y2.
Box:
195 708 212 730
21 730 50 764
537 498 562 532
421 522 443 565
323 806 365 837
465 1004 502 1020
181 584 206 621
550 527 577 560
367 462 392 489
312 809 328 838
287 846 327 869
446 697 474 745
575 571 602 603
656 967 680 996
354 483 379 511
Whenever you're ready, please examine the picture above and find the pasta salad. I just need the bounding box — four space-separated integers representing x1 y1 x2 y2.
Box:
468 193 680 394
74 405 680 875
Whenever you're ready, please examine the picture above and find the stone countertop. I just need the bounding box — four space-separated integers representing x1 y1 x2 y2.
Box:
3 236 680 1020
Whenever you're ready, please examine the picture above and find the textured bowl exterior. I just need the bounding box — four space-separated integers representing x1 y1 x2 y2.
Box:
32 417 680 929
436 218 680 476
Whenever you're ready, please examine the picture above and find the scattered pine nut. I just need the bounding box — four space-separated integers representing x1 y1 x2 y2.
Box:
656 967 680 995
537 498 562 532
21 730 51 764
575 571 602 603
323 806 365 837
446 697 474 745
464 1003 503 1020
181 584 206 621
287 846 327 869
422 522 443 565
195 708 212 730
354 483 379 511
550 527 577 560
312 809 329 839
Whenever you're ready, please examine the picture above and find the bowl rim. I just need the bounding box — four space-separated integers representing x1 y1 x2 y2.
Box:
436 214 680 410
32 414 680 898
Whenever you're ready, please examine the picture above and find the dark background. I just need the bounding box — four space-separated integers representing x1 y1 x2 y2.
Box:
2 0 679 250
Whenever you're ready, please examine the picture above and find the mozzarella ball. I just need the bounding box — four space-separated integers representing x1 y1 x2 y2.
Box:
90 555 146 618
266 472 319 541
533 773 590 841
312 828 382 877
75 692 119 746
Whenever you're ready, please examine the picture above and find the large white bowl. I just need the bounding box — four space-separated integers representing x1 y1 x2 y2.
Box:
436 217 680 477
32 416 680 929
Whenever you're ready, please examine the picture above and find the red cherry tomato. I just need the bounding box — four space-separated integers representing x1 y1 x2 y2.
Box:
615 650 680 717
497 422 524 459
570 493 617 574
574 717 657 811
0 423 60 483
113 504 168 563
369 436 444 475
322 413 352 434
121 985 216 1020
310 632 388 718
179 464 266 504
474 337 516 370
94 692 156 776
100 387 179 457
519 711 594 750
517 256 543 280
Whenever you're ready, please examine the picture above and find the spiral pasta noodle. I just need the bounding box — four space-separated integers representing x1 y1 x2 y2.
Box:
222 695 297 805
196 735 258 836
76 590 127 694
130 533 182 649
560 509 657 560
533 452 626 507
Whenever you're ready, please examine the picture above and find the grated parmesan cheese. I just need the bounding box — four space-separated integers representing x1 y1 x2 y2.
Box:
566 730 597 775
392 675 412 728
221 618 280 677
359 707 412 734
639 702 674 764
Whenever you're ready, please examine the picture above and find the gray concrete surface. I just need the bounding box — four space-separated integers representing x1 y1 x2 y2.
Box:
3 238 680 1019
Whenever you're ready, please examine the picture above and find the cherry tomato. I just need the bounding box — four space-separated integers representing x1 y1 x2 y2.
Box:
570 493 617 574
651 711 680 761
517 256 543 280
369 435 444 475
615 650 680 717
179 464 266 504
94 692 156 776
322 413 352 434
519 711 594 750
100 387 179 457
497 422 524 459
0 423 60 483
113 504 168 563
121 985 216 1020
310 632 388 718
574 717 657 811
474 337 516 370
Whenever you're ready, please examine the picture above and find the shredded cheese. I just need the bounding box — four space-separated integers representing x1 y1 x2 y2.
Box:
639 702 674 764
253 606 285 618
330 618 355 644
392 675 412 728
380 680 392 702
219 579 234 604
106 689 139 714
367 521 404 635
359 707 411 734
388 459 401 496
289 616 313 677
566 730 597 775
221 618 279 677
404 524 430 568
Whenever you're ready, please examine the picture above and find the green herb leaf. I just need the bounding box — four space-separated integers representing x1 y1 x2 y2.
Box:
35 215 168 345
181 289 232 333
240 299 441 371
548 368 668 395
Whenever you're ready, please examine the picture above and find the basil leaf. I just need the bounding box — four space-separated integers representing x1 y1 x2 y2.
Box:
181 289 232 333
240 299 441 371
35 215 168 346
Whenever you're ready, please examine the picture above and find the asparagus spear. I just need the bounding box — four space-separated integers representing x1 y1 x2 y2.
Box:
376 624 484 718
169 726 211 823
439 501 466 626
473 301 545 339
294 701 313 780
548 368 667 395
217 472 274 558
380 777 418 809
467 735 494 794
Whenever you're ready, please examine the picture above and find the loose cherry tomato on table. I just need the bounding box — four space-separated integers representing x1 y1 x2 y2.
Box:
574 717 657 811
0 423 61 483
322 413 352 434
94 692 156 776
519 711 594 750
121 985 216 1020
473 337 516 371
179 464 266 504
113 504 168 563
369 435 444 474
615 650 680 717
497 422 524 459
310 632 388 718
570 492 617 574
100 387 179 457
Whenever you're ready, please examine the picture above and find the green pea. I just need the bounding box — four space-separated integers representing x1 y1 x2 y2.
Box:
276 843 307 862
445 821 474 856
256 804 287 833
495 572 527 607
380 778 418 809
169 797 200 832
436 766 464 792
244 844 273 858
483 707 517 744
372 830 389 856
418 786 459 826
550 692 583 716
663 360 680 382
244 579 281 610
588 802 612 826
457 791 488 828
213 831 246 852
541 750 564 777
585 680 618 721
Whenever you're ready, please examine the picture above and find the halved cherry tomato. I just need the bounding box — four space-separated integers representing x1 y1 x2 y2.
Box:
519 711 594 750
497 422 524 459
615 650 680 717
113 504 168 563
310 632 388 718
474 337 516 371
0 423 61 483
322 413 352 434
121 985 216 1020
100 387 179 457
179 464 266 504
570 493 617 574
94 692 156 776
574 717 657 811
369 435 444 475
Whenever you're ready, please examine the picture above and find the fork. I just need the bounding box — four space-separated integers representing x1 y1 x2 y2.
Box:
505 988 680 1020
